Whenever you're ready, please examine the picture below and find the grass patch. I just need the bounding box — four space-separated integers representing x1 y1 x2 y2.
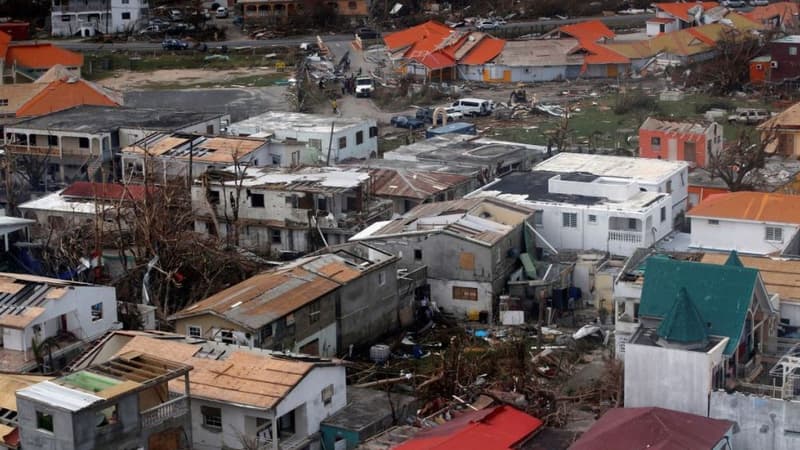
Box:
489 93 773 149
83 51 292 81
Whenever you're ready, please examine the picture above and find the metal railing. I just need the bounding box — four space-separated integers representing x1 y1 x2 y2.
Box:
140 396 188 429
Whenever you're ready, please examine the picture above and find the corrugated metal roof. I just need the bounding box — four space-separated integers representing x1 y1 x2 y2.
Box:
369 168 470 200
640 117 712 135
61 181 154 202
688 191 800 224
17 381 105 412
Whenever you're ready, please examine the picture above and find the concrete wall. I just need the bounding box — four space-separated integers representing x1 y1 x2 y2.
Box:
458 64 573 83
690 218 799 255
710 391 800 450
268 122 377 162
337 261 400 351
781 301 800 326
624 337 727 416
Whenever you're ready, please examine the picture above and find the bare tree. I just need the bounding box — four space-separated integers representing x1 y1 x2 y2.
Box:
691 28 769 95
707 127 778 192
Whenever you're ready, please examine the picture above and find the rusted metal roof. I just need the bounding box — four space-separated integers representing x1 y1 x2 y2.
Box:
369 168 471 200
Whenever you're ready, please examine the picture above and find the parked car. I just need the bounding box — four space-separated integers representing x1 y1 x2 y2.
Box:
356 27 380 40
139 24 163 35
728 108 772 124
390 115 425 129
355 76 375 97
722 0 747 7
416 107 464 124
216 7 229 18
162 38 189 50
749 0 768 5
149 18 170 27
476 20 499 31
451 98 494 117
446 20 466 28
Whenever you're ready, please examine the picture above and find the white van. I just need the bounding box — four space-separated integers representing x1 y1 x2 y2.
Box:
216 7 229 18
451 98 493 116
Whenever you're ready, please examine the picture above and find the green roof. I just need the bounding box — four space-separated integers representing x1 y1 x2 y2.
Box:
725 251 744 267
640 256 758 356
657 288 709 346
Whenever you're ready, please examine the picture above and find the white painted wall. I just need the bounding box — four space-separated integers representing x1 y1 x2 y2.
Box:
625 337 727 416
530 195 672 257
690 217 799 255
710 391 800 450
429 278 493 319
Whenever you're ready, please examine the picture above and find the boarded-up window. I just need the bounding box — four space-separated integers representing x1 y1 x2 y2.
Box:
452 286 478 301
459 252 475 270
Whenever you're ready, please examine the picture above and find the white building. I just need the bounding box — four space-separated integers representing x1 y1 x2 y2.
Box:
226 112 379 162
531 153 690 221
688 191 800 256
71 332 348 450
51 0 150 37
192 166 392 256
0 272 119 372
469 170 673 257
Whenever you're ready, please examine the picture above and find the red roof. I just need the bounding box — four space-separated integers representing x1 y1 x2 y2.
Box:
61 182 154 202
745 1 799 26
393 406 543 450
5 44 83 69
461 36 505 65
384 21 453 52
17 79 120 117
648 17 676 24
570 407 732 450
0 31 10 60
558 20 616 42
654 2 720 21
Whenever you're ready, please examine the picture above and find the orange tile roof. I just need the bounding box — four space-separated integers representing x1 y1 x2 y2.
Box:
654 2 720 21
384 20 453 52
688 191 800 224
16 78 119 117
5 44 83 69
581 41 630 64
744 1 799 26
558 20 616 42
460 36 505 65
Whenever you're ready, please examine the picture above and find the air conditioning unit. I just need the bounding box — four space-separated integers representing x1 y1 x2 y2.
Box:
771 60 779 69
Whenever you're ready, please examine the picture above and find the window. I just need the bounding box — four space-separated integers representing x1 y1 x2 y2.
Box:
660 207 666 223
121 12 131 20
96 405 119 428
250 193 265 208
291 151 300 166
308 138 322 150
588 214 597 223
36 411 53 432
271 229 282 244
355 130 364 145
285 195 298 207
0 99 7 106
61 15 72 22
378 271 386 286
369 126 378 138
766 226 783 242
338 136 347 149
321 384 334 405
316 197 328 211
533 211 543 227
651 136 661 150
452 286 478 301
48 135 58 146
666 180 673 194
207 190 220 204
627 218 637 230
309 301 320 324
187 325 202 338
219 329 235 344
562 212 577 228
201 406 222 431
91 303 103 321
708 219 720 225
791 46 798 56
206 124 214 134
78 137 89 148
414 249 422 260
122 0 129 3
286 312 295 326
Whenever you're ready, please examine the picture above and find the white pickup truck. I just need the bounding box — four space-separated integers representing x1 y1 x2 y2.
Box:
355 77 375 97
727 109 772 125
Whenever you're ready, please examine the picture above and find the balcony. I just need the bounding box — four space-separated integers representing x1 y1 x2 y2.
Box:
141 396 189 430
608 230 643 243
5 144 95 158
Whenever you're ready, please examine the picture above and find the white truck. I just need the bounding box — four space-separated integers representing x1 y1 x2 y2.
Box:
727 108 772 125
355 77 375 97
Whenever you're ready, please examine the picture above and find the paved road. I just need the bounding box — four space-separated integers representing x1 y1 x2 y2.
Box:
54 13 654 52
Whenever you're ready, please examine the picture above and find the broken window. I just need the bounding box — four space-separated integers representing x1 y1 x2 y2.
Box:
271 229 282 244
96 405 118 428
207 190 220 204
316 196 328 211
91 303 103 322
309 301 320 324
36 411 53 432
250 193 265 208
201 406 222 431
452 286 478 301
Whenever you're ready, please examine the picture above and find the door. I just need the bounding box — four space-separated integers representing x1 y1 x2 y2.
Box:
59 314 67 333
684 141 696 163
668 138 678 160
607 64 618 77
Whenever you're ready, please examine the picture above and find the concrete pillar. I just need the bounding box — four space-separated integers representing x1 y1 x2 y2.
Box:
271 417 279 450
184 372 193 450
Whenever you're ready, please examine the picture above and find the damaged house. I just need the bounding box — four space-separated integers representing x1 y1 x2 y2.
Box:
192 166 392 257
